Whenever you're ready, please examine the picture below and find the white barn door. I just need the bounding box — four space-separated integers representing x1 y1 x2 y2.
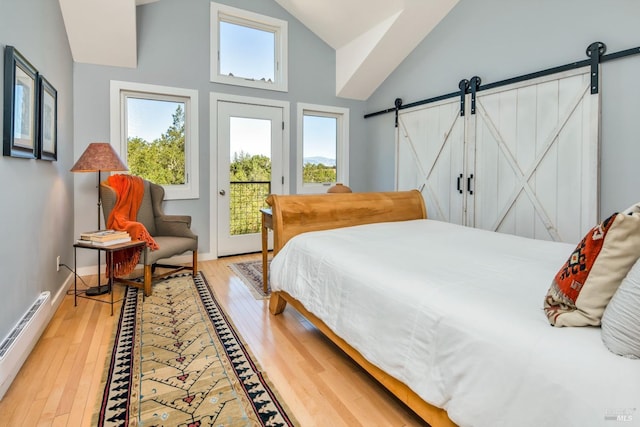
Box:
471 68 599 243
397 98 466 224
396 67 599 244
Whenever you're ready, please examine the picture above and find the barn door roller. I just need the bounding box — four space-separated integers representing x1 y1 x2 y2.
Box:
469 76 481 115
458 79 469 116
394 98 403 128
586 41 606 94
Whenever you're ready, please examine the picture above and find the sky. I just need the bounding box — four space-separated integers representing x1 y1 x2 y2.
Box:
127 97 181 142
126 21 337 161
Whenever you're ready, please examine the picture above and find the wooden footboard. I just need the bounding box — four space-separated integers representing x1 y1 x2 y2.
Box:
266 190 456 426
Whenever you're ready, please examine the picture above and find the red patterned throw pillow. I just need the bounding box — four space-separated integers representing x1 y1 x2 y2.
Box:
544 210 640 327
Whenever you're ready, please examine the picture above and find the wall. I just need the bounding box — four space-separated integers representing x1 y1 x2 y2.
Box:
365 0 640 219
73 0 368 267
0 1 74 346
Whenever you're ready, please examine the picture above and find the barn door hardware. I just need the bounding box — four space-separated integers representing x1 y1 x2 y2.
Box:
586 42 606 94
469 76 481 115
456 174 464 194
394 98 403 127
365 41 640 121
458 79 469 116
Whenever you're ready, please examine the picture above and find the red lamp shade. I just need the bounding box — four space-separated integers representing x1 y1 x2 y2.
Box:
70 142 128 172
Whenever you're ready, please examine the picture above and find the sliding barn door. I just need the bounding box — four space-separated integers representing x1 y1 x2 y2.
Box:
397 98 466 224
471 68 599 243
396 67 599 244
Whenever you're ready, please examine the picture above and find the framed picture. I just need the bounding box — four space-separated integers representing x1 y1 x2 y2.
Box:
38 76 57 161
3 46 38 159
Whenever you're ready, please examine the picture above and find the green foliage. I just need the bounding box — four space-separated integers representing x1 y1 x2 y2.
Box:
230 151 271 182
303 162 336 183
127 105 186 185
229 152 271 236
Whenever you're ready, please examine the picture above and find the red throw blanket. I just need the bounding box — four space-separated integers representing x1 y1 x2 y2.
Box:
106 174 159 277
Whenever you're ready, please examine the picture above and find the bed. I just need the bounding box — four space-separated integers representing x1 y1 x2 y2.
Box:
266 191 640 427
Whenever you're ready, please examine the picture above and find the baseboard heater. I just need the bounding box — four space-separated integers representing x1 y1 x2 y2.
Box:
0 291 50 400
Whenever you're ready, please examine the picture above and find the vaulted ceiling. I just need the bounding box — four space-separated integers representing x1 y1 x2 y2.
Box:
58 0 458 100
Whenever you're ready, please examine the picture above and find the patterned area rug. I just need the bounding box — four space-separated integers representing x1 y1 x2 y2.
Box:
229 260 270 299
95 272 295 426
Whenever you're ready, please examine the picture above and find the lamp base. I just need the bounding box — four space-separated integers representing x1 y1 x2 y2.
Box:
86 284 110 296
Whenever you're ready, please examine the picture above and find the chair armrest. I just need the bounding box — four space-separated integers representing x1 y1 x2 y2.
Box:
156 215 197 239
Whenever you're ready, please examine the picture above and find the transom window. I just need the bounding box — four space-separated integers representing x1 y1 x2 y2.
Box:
296 103 349 194
110 81 199 200
210 2 288 92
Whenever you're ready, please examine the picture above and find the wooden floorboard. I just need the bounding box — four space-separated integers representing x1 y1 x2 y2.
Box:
0 254 427 426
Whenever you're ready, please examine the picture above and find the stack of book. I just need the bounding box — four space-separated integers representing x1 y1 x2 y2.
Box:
77 230 131 246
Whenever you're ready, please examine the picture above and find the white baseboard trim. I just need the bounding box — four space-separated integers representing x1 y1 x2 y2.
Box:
0 272 72 400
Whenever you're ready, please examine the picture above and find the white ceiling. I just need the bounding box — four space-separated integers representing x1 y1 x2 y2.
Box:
58 0 458 100
58 0 138 69
275 0 459 99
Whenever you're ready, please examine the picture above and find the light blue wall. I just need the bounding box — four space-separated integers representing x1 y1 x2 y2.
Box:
0 1 74 340
73 0 368 265
365 0 640 218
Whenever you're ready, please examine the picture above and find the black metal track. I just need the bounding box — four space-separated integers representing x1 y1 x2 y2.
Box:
364 42 640 119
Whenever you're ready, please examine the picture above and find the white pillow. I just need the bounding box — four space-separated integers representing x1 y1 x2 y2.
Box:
601 258 640 358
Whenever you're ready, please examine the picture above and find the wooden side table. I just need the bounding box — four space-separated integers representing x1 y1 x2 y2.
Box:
73 239 146 315
260 208 273 294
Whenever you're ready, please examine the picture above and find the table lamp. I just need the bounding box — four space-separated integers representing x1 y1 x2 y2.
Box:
71 142 128 295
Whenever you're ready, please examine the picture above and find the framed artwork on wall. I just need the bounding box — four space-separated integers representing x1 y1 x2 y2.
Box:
38 76 57 161
3 45 38 159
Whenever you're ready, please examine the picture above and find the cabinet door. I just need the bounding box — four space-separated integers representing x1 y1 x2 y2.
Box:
471 68 599 243
397 98 466 224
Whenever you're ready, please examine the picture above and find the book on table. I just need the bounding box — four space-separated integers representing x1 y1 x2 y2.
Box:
80 229 130 242
76 236 132 247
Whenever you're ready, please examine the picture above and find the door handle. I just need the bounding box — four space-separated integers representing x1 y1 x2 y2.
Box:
219 189 226 196
456 174 463 194
467 174 474 195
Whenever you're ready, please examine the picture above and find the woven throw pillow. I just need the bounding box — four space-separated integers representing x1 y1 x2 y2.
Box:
601 258 640 358
544 210 640 327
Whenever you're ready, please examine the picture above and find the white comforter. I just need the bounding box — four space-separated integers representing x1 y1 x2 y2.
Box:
270 219 640 427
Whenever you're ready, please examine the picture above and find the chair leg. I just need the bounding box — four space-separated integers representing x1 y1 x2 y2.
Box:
144 264 152 296
192 250 198 276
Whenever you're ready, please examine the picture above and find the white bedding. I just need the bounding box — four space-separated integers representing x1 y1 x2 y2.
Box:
270 219 640 427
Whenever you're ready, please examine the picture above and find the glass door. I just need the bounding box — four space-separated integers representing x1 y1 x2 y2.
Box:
217 101 284 256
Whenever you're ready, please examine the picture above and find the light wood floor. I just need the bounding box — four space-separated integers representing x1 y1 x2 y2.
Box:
0 254 427 426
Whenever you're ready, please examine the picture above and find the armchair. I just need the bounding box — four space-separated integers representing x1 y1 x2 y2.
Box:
100 179 198 296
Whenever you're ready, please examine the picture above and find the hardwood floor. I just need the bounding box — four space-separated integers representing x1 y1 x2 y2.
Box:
0 254 427 426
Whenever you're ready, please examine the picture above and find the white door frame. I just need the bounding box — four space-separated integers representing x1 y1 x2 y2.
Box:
209 92 290 258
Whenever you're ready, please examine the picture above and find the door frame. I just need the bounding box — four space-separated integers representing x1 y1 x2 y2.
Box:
209 92 290 258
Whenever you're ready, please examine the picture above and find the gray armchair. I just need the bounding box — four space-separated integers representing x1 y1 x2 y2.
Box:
100 179 198 296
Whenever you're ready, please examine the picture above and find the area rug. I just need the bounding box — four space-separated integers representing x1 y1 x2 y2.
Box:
95 272 296 426
228 260 270 299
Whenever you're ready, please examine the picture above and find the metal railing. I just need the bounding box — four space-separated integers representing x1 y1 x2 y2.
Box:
230 181 271 235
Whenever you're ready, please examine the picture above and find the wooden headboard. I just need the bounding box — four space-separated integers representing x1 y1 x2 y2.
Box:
266 190 426 255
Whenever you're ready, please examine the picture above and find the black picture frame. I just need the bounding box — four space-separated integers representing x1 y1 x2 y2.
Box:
3 46 38 159
37 76 57 161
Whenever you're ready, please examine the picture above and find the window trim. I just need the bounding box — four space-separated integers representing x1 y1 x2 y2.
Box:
109 80 199 200
210 2 288 92
296 103 349 194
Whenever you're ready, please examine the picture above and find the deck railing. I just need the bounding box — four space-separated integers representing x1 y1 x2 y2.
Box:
230 181 271 235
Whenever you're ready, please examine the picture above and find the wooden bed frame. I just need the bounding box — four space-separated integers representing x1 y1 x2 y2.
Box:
265 190 457 427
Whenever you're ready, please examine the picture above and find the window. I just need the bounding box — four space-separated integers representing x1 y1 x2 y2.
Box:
110 81 199 200
296 103 349 194
210 2 288 92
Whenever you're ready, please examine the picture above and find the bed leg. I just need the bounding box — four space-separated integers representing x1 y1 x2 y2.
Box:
269 292 287 315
